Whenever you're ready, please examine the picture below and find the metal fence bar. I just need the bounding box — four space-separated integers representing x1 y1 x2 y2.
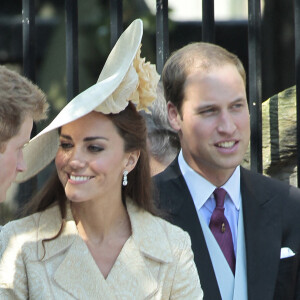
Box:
22 0 35 81
295 0 300 187
202 0 215 43
156 0 169 74
110 0 123 48
248 0 262 173
65 0 79 102
20 0 37 209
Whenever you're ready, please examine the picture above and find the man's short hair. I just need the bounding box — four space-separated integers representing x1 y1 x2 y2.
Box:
162 42 246 113
0 65 48 149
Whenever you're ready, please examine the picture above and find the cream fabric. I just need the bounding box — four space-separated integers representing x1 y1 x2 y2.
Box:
0 199 203 299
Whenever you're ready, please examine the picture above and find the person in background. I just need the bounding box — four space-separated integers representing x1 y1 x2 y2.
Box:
140 81 180 176
0 66 48 203
154 42 300 300
0 20 203 299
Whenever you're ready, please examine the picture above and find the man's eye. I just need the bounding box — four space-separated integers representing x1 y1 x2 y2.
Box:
232 103 243 109
88 145 103 152
200 108 215 114
59 142 73 149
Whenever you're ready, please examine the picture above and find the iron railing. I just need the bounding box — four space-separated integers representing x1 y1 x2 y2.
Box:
17 0 300 189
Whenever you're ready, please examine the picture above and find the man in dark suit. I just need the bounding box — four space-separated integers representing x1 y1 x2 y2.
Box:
154 42 300 299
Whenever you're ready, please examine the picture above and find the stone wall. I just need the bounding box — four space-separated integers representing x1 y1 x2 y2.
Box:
242 86 297 186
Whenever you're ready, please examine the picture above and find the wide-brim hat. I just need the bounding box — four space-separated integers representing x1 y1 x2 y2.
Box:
17 19 159 183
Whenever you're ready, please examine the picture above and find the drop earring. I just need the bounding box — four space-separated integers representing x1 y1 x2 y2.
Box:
123 170 128 186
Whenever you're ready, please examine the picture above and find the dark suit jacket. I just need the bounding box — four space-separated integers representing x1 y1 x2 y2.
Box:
153 158 300 300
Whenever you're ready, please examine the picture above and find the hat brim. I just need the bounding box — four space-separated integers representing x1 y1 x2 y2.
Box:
16 19 143 183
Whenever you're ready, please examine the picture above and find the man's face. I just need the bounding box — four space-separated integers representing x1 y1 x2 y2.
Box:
0 115 33 202
168 64 250 185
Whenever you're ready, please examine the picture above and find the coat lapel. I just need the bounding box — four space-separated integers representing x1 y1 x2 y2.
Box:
155 159 221 300
36 200 172 300
53 236 117 300
37 204 116 299
241 168 282 300
106 237 159 299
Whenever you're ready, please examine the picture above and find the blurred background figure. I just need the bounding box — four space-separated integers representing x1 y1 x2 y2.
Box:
140 82 180 176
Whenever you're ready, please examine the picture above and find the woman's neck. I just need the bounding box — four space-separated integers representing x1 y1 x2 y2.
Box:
71 197 131 245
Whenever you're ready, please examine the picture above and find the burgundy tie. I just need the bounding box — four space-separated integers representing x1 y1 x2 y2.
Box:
209 188 236 274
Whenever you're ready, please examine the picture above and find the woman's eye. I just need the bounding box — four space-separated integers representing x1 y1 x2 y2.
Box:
88 145 103 152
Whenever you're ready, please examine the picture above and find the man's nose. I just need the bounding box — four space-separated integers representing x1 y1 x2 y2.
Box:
217 111 237 135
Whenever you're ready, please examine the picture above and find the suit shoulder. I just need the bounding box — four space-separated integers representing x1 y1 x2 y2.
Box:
241 167 300 208
153 158 179 183
153 166 171 184
241 167 295 191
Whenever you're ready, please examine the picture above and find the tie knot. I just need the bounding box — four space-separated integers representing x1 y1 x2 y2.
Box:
213 188 226 207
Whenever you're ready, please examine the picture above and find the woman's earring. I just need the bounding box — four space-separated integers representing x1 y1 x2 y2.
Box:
123 170 128 186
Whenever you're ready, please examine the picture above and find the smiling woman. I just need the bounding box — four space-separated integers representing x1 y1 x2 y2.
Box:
0 19 203 299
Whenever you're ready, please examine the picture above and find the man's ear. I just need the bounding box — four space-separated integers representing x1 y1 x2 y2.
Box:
125 150 140 173
167 101 181 131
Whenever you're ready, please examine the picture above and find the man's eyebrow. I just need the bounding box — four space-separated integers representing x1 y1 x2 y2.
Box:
195 103 216 110
231 97 245 103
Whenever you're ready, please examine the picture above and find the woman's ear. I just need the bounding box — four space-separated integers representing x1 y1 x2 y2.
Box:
167 101 181 132
125 150 140 173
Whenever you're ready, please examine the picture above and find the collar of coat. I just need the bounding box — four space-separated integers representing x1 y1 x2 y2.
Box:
37 198 173 264
25 199 175 299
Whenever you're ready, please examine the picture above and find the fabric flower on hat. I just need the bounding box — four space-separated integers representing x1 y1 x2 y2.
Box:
95 66 139 114
130 45 160 112
95 44 160 114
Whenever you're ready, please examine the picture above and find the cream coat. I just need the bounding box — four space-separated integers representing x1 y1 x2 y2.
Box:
0 199 203 299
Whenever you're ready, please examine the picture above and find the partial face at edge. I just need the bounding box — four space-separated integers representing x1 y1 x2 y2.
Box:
168 64 250 184
55 111 139 204
0 115 33 203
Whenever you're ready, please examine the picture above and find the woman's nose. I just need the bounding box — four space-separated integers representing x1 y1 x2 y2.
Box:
68 149 86 170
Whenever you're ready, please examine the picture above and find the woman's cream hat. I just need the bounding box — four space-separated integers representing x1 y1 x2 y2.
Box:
17 19 160 183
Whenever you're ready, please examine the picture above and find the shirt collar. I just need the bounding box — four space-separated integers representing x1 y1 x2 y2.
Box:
178 150 241 211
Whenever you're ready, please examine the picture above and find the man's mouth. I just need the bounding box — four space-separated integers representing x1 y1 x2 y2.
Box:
216 141 236 148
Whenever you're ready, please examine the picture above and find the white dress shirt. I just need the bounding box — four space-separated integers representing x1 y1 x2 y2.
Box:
178 150 241 254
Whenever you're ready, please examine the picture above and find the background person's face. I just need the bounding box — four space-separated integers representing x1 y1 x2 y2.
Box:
170 64 250 185
0 115 33 202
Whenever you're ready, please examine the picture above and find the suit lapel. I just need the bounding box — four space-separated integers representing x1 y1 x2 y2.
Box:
241 168 282 300
156 159 221 300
